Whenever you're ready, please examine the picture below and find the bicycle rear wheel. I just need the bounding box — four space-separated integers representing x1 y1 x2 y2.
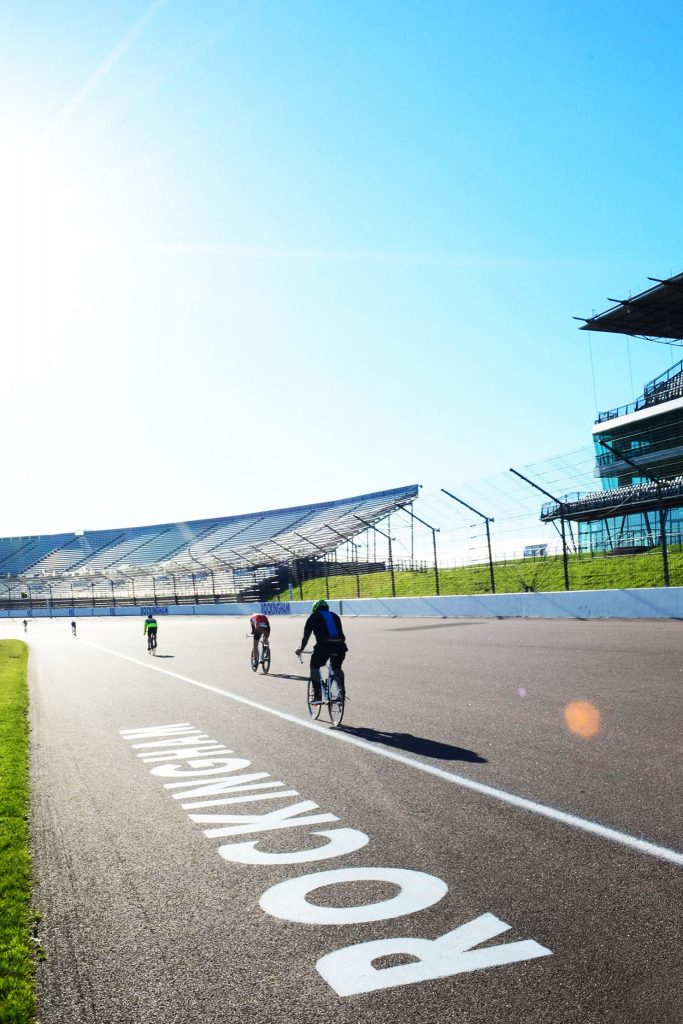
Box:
307 678 322 720
327 673 345 728
250 648 259 672
261 644 271 674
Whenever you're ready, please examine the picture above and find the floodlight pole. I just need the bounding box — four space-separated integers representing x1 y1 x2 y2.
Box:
324 524 361 597
399 506 440 595
441 488 496 594
354 515 396 597
510 469 570 591
598 440 670 587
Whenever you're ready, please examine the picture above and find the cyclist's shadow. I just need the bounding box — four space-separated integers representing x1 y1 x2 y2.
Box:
339 726 487 764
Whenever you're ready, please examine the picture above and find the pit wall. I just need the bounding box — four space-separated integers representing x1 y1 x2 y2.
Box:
2 587 682 619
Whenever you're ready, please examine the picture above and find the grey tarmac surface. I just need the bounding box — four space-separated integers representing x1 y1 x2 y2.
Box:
8 614 682 1023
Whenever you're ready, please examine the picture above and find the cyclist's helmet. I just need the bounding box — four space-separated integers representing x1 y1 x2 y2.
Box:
311 599 329 614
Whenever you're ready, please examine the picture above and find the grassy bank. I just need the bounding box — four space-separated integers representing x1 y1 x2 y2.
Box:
0 641 36 1024
279 547 683 601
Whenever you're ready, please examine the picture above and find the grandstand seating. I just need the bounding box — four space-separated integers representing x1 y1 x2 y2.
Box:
0 534 74 576
541 475 683 521
597 361 683 423
646 362 683 405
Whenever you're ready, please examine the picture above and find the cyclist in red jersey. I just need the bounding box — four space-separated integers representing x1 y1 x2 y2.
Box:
249 612 270 662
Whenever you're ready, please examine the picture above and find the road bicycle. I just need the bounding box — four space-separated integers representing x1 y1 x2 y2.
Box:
298 651 345 728
147 632 157 655
250 634 271 674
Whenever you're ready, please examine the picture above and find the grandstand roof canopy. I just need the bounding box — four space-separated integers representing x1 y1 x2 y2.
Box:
0 484 418 580
579 272 683 342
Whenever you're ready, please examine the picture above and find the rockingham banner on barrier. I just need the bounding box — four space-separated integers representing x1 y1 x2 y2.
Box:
1 588 682 619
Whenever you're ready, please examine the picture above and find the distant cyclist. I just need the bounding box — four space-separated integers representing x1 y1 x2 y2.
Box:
250 611 270 662
22 619 28 633
71 620 77 637
295 599 347 703
143 613 158 650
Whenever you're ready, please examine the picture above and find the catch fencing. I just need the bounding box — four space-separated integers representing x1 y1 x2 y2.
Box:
2 437 682 612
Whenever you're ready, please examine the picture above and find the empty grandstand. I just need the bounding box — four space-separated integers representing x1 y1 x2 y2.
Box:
0 485 418 611
542 274 683 555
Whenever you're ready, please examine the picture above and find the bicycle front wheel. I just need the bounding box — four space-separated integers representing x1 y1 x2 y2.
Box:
307 679 322 720
261 644 271 674
250 649 259 672
327 675 345 728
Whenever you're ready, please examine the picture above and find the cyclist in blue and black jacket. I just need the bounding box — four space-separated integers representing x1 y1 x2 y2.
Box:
296 599 347 702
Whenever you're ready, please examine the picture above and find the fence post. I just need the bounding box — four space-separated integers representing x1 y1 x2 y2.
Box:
441 488 495 594
509 469 570 591
353 515 395 598
399 505 440 595
388 531 396 597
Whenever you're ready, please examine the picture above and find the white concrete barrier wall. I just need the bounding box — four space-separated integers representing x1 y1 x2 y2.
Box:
0 603 263 619
313 588 683 619
1 588 682 619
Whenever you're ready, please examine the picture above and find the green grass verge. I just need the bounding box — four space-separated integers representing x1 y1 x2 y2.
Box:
279 547 683 601
0 640 36 1024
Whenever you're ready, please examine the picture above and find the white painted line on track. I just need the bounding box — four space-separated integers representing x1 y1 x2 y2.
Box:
81 640 683 868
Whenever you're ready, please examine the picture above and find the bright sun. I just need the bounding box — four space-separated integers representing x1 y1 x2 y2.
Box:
0 119 103 354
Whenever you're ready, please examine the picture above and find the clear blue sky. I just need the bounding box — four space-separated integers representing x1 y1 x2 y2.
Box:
2 0 682 536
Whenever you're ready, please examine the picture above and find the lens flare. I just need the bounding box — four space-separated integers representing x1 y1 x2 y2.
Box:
564 700 601 739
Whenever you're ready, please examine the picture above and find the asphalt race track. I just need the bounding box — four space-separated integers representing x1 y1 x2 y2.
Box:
6 614 682 1023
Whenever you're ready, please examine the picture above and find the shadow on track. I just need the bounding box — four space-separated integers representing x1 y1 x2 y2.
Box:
339 725 487 763
154 654 175 659
388 622 482 632
268 672 308 682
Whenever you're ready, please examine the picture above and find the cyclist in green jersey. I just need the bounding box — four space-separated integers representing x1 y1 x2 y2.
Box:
143 614 158 649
